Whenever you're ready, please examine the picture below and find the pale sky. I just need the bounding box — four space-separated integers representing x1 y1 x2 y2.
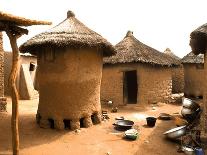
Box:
1 0 207 58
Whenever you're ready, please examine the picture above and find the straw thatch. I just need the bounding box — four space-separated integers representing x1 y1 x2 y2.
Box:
190 23 207 55
182 52 204 64
164 48 181 61
104 31 180 66
0 11 51 26
20 11 115 57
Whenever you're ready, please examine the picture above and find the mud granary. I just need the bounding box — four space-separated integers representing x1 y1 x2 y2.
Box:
20 11 115 130
101 31 179 106
182 52 204 98
164 48 184 94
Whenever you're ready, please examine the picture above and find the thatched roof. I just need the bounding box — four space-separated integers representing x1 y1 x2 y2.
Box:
190 23 207 55
0 11 51 26
182 52 204 64
20 11 115 57
164 48 181 60
104 31 179 66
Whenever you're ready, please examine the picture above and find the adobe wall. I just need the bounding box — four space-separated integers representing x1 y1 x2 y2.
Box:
4 52 37 99
183 64 204 97
172 66 184 93
0 33 4 97
37 48 102 130
101 65 123 105
101 63 172 105
0 32 6 112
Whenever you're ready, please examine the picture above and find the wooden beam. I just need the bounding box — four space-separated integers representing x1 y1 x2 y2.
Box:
0 21 28 36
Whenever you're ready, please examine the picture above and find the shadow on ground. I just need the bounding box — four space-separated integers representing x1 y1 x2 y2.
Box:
0 112 68 153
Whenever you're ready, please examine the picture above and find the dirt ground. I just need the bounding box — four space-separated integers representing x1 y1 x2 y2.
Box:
0 98 186 155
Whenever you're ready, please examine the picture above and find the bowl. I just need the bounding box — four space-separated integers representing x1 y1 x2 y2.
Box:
124 129 139 140
182 146 195 155
182 98 200 110
163 126 186 139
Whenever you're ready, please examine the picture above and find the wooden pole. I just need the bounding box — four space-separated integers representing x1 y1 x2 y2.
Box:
6 31 20 155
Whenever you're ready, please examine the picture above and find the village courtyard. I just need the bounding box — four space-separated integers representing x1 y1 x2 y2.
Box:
0 96 187 155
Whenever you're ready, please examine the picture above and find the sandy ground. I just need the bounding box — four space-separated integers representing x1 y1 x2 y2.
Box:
0 98 185 155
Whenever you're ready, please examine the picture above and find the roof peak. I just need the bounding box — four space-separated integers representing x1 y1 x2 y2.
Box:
126 31 133 37
67 10 75 18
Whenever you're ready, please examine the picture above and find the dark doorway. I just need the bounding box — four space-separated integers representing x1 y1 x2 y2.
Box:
123 70 138 104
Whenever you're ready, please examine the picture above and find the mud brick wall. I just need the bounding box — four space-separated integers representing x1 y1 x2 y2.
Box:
4 51 38 99
172 66 184 93
101 65 123 105
183 64 204 97
0 32 4 97
101 63 172 105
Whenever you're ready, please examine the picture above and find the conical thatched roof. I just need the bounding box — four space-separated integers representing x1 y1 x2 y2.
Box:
164 48 181 60
190 23 207 55
20 11 115 57
182 52 204 64
0 11 51 26
104 31 179 66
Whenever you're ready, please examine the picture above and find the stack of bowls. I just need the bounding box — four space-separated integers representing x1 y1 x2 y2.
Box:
181 98 200 123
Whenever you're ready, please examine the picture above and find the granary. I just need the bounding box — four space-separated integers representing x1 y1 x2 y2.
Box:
101 31 179 106
164 48 184 93
182 52 204 98
189 23 207 134
4 51 38 99
0 32 6 111
20 11 115 130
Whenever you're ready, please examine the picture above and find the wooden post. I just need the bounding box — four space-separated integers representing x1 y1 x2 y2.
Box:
6 31 20 155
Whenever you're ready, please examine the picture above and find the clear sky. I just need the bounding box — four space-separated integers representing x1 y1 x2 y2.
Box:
1 0 207 58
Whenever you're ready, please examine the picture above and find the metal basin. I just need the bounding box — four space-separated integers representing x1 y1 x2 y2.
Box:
181 107 193 116
181 107 201 123
113 120 134 130
163 126 186 139
182 98 200 110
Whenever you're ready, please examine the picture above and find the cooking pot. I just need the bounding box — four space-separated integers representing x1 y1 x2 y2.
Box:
113 120 134 130
163 125 186 139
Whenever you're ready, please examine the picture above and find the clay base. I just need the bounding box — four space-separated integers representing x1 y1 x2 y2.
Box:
0 97 7 112
36 112 102 130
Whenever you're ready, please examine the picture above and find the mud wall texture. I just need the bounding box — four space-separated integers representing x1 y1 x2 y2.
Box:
0 33 4 97
4 52 37 99
172 66 184 93
101 63 172 106
37 48 103 130
183 64 204 98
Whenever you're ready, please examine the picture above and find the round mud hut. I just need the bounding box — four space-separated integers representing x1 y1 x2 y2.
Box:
101 31 179 106
164 48 184 93
20 11 115 130
182 52 204 98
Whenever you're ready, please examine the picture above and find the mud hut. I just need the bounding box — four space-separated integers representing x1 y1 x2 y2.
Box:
101 31 179 106
190 23 207 134
4 52 38 99
182 52 204 98
0 32 6 111
20 11 115 130
164 48 184 93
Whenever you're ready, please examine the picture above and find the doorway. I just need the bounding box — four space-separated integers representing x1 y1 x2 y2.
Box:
123 70 138 104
